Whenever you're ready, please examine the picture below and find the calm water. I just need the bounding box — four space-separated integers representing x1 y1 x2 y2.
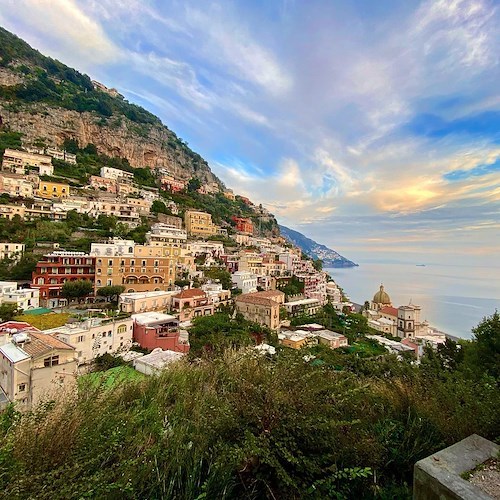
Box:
326 262 500 339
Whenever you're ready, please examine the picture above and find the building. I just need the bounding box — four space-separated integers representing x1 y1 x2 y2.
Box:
317 329 349 349
1 148 53 176
1 287 39 311
36 180 70 199
326 282 342 304
88 175 118 194
45 147 77 164
32 251 96 308
187 240 224 257
172 288 214 322
0 173 35 198
118 290 177 314
232 216 254 235
0 321 40 346
223 190 236 201
133 348 185 376
146 223 187 247
234 291 281 330
371 284 392 311
0 331 77 409
100 166 134 182
284 297 322 317
278 330 316 349
132 312 189 352
156 214 183 229
160 175 186 193
0 242 25 262
0 204 26 220
367 335 415 356
232 271 258 294
90 241 179 293
45 316 133 365
397 304 422 339
184 210 218 237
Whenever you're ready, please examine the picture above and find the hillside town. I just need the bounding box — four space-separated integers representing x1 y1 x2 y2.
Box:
0 147 446 409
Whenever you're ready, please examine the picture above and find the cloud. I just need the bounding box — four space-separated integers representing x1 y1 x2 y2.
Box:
0 0 119 68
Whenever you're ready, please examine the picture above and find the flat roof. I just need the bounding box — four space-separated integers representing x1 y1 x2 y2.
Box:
132 312 178 325
136 349 184 369
0 342 29 363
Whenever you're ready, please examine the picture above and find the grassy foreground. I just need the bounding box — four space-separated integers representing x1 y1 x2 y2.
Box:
0 345 498 500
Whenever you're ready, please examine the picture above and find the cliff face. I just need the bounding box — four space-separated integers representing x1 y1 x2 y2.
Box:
0 100 217 183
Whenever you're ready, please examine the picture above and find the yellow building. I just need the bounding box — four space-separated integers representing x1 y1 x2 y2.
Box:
184 210 218 237
234 292 281 330
37 180 70 199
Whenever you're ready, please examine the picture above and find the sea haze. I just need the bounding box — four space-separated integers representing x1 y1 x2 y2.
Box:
326 261 500 339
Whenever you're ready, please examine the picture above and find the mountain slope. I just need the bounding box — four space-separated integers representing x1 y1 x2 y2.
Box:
0 27 218 184
279 225 358 268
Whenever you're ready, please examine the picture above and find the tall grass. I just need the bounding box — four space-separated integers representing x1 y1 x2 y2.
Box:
0 349 498 499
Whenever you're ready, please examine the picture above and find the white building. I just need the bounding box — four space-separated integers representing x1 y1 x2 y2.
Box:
100 166 134 182
133 348 184 376
283 298 322 317
90 239 136 257
0 243 25 262
326 281 342 304
187 240 224 257
45 316 134 366
146 224 187 247
2 148 53 176
232 270 258 294
45 147 77 165
1 288 39 311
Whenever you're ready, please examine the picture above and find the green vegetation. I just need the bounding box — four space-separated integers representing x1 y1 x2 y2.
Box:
0 129 23 160
14 312 70 330
188 312 273 357
0 303 20 321
61 280 94 302
80 365 145 390
96 285 125 302
0 310 499 499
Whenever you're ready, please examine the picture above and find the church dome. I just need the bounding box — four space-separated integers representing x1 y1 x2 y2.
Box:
373 284 391 305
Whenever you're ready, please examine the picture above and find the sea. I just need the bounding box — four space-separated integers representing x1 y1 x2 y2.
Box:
326 261 500 339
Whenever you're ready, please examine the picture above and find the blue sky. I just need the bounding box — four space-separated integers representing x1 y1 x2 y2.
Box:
1 0 499 265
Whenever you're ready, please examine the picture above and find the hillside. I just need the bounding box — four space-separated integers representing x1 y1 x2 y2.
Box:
279 225 358 268
0 27 217 184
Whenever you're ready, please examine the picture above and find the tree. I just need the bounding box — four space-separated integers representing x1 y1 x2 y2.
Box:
151 200 169 214
0 303 20 321
96 285 125 302
364 301 370 312
312 259 323 272
187 177 201 192
62 280 94 303
468 310 500 380
203 267 232 290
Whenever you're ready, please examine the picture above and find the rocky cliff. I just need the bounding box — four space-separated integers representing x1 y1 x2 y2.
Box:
0 27 218 184
0 100 217 184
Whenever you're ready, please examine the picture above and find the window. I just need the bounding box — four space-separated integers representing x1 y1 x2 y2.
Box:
108 260 113 266
18 383 26 392
77 335 85 343
117 324 127 334
44 355 59 367
142 260 146 267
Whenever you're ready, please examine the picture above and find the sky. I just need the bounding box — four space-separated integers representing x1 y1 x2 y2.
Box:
1 0 499 266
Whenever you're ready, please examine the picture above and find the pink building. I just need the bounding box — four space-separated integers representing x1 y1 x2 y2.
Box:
132 312 189 353
89 176 118 194
172 288 214 322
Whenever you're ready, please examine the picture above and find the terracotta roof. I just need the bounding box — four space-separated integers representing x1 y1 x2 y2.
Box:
248 290 284 299
21 332 75 358
0 321 40 335
380 306 398 317
235 294 279 307
174 288 206 299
